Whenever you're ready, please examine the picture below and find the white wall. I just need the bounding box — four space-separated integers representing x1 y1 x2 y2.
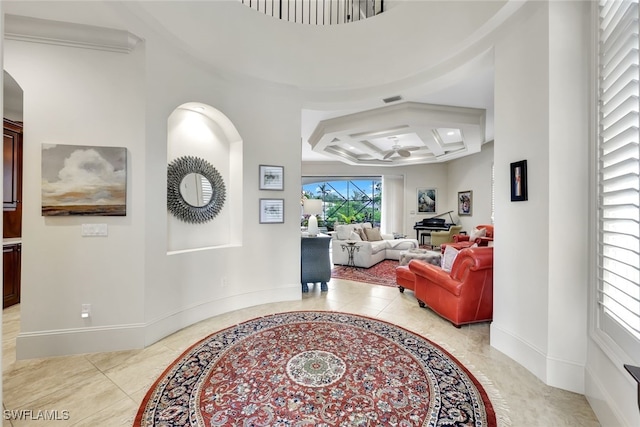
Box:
547 0 589 393
491 0 552 382
446 141 494 231
5 37 148 357
491 0 594 398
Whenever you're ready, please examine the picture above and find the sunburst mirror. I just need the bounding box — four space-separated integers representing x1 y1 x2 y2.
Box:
167 156 226 224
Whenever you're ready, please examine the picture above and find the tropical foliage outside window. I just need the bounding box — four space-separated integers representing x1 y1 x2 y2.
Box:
302 178 382 230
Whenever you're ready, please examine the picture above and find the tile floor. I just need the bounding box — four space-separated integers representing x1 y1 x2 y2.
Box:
2 278 600 426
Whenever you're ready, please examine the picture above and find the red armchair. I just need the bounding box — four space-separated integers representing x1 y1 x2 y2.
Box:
442 224 494 253
408 246 493 327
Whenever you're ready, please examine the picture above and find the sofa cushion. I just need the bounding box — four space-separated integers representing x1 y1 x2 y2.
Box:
470 227 487 242
335 225 353 240
356 228 368 241
387 239 418 251
364 227 383 241
349 231 362 241
369 240 389 254
441 245 459 272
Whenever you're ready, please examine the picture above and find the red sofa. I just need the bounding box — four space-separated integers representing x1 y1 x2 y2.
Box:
408 246 493 327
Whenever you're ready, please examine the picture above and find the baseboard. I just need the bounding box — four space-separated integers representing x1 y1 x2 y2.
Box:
143 284 301 347
16 323 146 360
15 285 301 360
545 354 585 394
585 365 627 426
490 323 586 393
490 323 547 380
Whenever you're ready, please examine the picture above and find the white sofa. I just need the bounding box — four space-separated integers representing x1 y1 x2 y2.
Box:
331 223 420 268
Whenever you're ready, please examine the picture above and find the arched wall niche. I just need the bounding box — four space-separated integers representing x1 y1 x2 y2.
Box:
166 102 242 253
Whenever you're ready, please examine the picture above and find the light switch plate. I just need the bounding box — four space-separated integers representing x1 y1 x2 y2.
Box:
82 224 108 237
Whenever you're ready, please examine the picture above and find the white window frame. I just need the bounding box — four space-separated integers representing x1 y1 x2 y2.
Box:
592 0 640 367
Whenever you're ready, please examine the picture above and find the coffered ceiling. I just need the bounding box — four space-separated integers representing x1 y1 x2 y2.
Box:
307 101 486 167
301 59 495 165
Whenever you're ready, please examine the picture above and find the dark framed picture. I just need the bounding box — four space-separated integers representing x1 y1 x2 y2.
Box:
259 198 284 223
458 190 472 216
510 160 528 201
417 188 437 213
259 165 284 190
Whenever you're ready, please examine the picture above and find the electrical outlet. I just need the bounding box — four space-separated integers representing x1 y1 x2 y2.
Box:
81 304 91 319
221 277 228 288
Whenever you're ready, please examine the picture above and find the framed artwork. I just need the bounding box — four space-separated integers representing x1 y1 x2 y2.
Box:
458 190 472 216
259 165 284 190
417 188 437 214
510 160 528 201
259 198 284 223
41 144 127 216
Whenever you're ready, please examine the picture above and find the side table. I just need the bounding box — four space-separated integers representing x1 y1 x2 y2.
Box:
340 242 360 268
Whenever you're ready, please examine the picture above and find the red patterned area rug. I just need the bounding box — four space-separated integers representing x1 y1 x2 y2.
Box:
135 311 505 426
331 260 399 287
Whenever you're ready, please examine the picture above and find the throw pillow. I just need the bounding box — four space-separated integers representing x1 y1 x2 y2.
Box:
356 228 368 241
470 227 487 242
349 231 362 241
361 222 373 229
336 225 352 240
441 245 459 272
364 227 383 241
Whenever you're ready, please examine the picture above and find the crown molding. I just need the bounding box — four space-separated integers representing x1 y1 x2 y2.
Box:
4 14 141 54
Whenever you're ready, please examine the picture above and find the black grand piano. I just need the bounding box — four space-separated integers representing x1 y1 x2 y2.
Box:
413 211 456 245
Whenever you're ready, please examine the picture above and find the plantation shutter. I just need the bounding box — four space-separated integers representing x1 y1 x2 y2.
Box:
201 176 213 204
597 0 640 361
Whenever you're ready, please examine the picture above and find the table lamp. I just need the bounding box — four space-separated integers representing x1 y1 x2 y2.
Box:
303 199 323 236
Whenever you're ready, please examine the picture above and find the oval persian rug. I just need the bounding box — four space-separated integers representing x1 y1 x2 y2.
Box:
135 311 499 426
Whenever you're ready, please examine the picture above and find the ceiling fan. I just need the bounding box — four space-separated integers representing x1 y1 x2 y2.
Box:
382 143 419 160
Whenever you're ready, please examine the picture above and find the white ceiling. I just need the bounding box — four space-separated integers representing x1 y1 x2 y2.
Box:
2 0 501 164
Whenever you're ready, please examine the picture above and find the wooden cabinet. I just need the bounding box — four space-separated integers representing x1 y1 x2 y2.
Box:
3 243 21 308
3 119 23 238
3 119 23 308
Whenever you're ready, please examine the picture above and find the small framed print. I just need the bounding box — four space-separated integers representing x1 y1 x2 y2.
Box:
458 190 472 216
259 198 284 224
259 165 284 190
510 160 528 201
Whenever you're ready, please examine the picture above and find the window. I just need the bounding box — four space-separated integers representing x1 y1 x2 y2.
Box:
302 178 382 229
596 0 640 361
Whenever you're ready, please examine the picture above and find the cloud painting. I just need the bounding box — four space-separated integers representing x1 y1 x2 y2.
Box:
42 144 127 216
